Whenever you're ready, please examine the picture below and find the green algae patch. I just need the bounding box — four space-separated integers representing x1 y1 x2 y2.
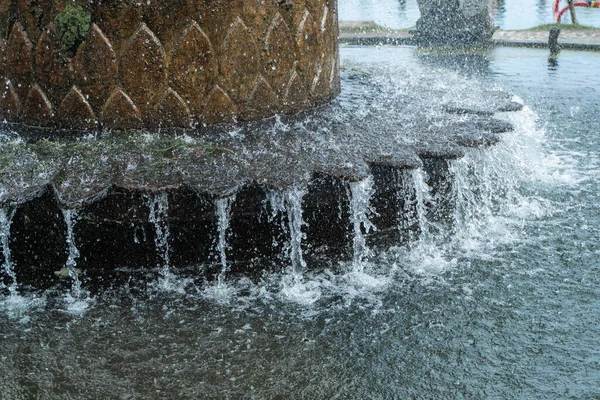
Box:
55 3 91 54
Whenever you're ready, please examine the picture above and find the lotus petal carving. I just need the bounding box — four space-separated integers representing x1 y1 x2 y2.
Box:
0 79 20 118
36 23 70 104
264 13 295 96
120 23 167 109
221 17 260 103
101 88 141 129
6 22 32 101
203 85 237 124
170 21 216 114
74 24 118 112
153 87 191 128
58 86 96 123
23 84 53 123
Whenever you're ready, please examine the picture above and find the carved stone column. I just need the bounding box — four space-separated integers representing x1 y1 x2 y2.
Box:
0 0 340 131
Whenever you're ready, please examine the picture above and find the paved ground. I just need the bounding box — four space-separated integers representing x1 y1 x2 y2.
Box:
339 22 600 49
493 28 600 46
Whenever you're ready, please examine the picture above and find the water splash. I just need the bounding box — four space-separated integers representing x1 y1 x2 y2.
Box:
449 150 494 236
0 207 16 295
448 105 547 250
62 209 84 298
215 195 235 285
348 176 376 271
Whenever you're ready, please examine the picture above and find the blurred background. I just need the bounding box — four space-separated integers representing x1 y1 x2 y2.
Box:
339 0 600 30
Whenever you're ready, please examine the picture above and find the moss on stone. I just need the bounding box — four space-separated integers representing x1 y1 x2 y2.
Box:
54 3 91 54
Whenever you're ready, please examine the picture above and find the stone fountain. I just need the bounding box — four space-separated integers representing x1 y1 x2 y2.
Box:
0 0 522 294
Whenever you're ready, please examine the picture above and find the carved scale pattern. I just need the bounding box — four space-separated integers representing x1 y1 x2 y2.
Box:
0 0 340 130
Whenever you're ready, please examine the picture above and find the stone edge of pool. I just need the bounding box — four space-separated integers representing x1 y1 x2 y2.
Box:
339 28 600 51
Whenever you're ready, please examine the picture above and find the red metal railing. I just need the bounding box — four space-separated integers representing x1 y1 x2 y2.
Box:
554 0 600 23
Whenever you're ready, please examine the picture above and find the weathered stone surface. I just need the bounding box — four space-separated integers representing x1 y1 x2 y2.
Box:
6 22 33 102
220 17 261 105
295 8 319 85
264 13 296 98
73 24 118 113
1 1 340 131
36 23 71 106
101 88 141 130
285 69 309 108
23 84 54 125
169 21 216 114
58 86 96 127
245 75 277 119
152 88 191 128
0 79 20 119
0 38 6 78
120 24 167 114
203 86 237 124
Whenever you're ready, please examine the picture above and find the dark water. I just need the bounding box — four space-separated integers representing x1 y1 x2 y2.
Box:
1 46 600 398
339 0 600 29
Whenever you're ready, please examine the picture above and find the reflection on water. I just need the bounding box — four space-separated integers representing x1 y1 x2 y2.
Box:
339 0 600 29
339 0 420 29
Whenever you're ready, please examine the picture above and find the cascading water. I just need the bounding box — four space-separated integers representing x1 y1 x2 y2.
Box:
146 193 173 286
267 188 307 275
406 168 434 242
0 208 16 295
448 103 544 249
215 195 235 285
284 188 307 275
348 177 377 271
62 209 84 298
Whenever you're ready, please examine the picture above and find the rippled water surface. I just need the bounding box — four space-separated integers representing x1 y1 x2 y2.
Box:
1 46 600 398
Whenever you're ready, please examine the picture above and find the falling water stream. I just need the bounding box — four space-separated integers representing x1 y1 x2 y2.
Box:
406 168 432 241
0 207 16 295
1 46 599 398
349 177 377 271
61 209 83 299
283 188 307 275
146 193 171 279
215 195 235 285
266 188 308 275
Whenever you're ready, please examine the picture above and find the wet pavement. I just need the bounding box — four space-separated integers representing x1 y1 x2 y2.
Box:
339 22 600 50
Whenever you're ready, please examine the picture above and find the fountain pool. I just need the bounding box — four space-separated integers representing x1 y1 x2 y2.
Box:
1 45 599 398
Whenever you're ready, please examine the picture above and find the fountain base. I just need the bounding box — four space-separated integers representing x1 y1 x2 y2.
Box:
1 63 523 293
